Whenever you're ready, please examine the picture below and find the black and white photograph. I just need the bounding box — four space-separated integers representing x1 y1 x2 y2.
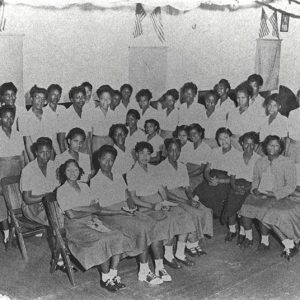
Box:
0 0 300 299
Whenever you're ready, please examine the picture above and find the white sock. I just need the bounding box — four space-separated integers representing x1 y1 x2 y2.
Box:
229 225 236 233
245 229 253 240
164 245 174 261
239 226 245 235
154 259 164 272
282 239 295 249
175 241 186 260
110 268 117 278
57 253 64 266
186 241 198 249
102 270 112 282
3 230 9 243
139 262 150 275
261 235 269 246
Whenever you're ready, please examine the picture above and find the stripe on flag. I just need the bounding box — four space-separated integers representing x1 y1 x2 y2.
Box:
150 7 165 43
133 3 146 38
259 8 270 38
269 11 279 38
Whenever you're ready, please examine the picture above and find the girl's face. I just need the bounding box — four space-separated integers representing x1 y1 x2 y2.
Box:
111 94 121 109
266 139 281 156
138 96 149 110
165 95 175 110
48 89 61 105
178 130 188 145
99 92 111 110
145 122 156 135
217 83 228 98
218 132 231 150
0 111 15 129
68 134 85 153
113 127 126 146
237 91 249 109
32 92 46 110
84 87 92 101
167 142 180 163
72 92 85 109
126 114 137 128
267 100 280 116
121 88 131 101
183 88 195 104
36 145 52 164
2 90 16 106
137 148 151 166
205 95 217 110
99 152 115 173
65 162 80 181
189 128 202 144
242 138 255 155
249 81 259 95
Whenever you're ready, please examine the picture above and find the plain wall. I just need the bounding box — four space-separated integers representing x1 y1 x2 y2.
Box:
2 4 300 105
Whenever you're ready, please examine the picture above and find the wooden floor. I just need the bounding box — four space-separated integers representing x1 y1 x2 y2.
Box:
1 221 300 300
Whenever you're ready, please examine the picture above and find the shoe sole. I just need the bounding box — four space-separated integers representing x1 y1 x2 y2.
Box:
138 278 163 285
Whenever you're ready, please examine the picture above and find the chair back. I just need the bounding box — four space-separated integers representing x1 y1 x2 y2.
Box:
43 192 64 231
1 175 24 214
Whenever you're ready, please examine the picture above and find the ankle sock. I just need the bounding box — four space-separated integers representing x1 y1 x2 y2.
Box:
3 229 9 243
261 235 269 246
164 245 174 261
186 241 198 249
282 239 295 249
175 241 186 260
239 226 245 235
110 268 117 278
154 259 164 272
139 262 150 275
102 270 112 282
245 229 253 240
229 225 236 233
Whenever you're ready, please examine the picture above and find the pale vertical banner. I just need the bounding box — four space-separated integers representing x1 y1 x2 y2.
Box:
0 34 24 106
129 46 167 101
255 39 281 91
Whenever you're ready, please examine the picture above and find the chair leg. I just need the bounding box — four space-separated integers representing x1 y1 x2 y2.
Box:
60 248 75 286
16 228 28 262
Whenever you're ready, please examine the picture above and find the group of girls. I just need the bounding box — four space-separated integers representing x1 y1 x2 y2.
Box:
1 74 300 292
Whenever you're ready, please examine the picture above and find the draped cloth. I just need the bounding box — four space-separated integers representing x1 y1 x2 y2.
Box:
255 39 281 92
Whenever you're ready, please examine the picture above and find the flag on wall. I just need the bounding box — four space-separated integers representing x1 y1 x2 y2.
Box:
150 7 165 43
259 8 270 38
133 3 146 38
269 11 279 38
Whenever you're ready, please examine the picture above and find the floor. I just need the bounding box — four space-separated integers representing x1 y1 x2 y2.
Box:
1 221 300 300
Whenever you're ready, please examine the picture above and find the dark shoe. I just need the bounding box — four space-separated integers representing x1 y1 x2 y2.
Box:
241 238 253 249
225 231 237 242
163 258 182 269
185 247 198 257
195 245 207 256
55 263 78 274
175 256 195 267
281 246 299 261
204 234 212 239
257 243 270 251
113 276 126 290
237 234 246 246
4 238 12 251
100 278 119 292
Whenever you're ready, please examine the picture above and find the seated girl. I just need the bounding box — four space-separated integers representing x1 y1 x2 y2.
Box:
57 159 131 292
127 142 196 268
125 109 145 153
222 132 261 243
259 94 288 143
108 124 135 176
156 138 213 255
173 125 194 164
240 135 299 258
157 89 179 139
202 90 221 149
144 119 164 165
194 128 239 219
54 127 91 182
0 106 25 248
20 137 59 225
90 145 171 284
186 123 211 191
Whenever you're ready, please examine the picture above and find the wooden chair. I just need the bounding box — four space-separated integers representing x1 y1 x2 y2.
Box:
43 192 75 286
0 175 46 262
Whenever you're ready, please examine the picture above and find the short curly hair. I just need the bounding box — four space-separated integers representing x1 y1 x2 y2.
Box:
238 131 260 146
173 125 189 138
134 141 153 154
58 159 84 184
189 123 205 140
164 138 181 152
215 127 232 145
182 82 198 95
144 119 160 132
135 89 152 102
247 74 263 87
108 124 129 141
92 144 118 171
261 135 285 155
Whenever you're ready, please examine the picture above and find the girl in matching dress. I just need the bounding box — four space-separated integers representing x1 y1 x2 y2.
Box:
57 159 130 292
173 125 194 164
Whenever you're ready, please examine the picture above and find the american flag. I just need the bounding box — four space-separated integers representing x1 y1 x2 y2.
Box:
269 11 280 38
259 8 270 38
133 3 146 38
150 7 165 43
